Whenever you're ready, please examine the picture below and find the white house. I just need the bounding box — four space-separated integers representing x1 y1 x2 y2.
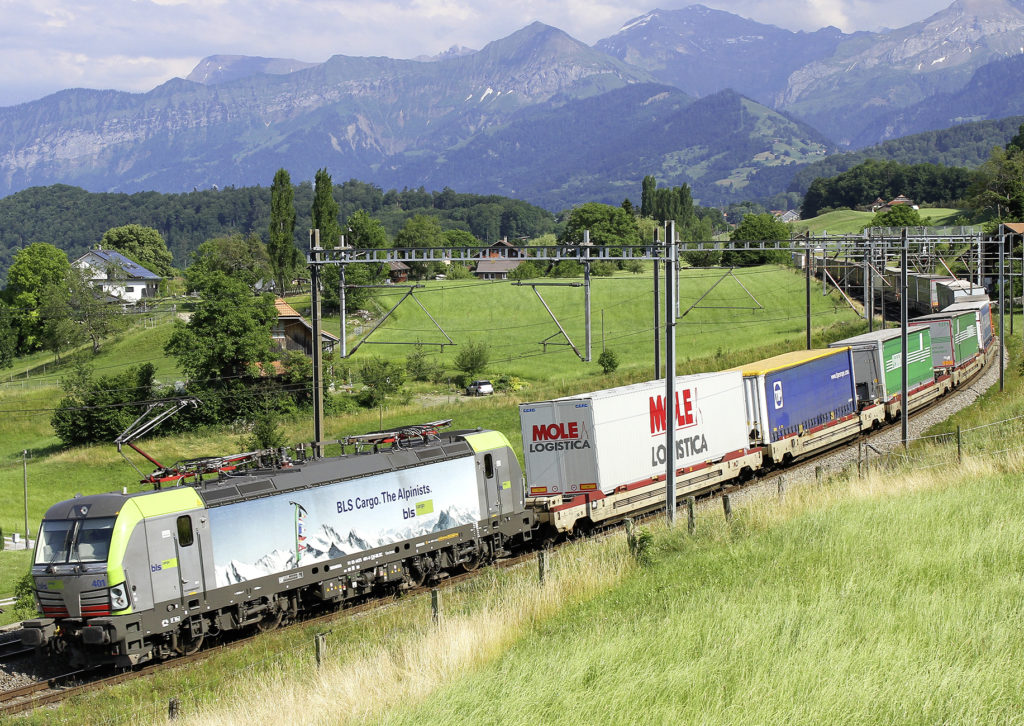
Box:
73 249 161 302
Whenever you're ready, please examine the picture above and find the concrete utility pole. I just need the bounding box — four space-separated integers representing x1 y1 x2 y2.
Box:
653 227 661 379
583 230 592 362
900 231 909 449
805 246 812 349
665 221 677 527
999 227 1005 392
310 229 324 458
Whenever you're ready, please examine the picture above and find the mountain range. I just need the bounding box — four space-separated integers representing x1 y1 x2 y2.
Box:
2 1 1024 209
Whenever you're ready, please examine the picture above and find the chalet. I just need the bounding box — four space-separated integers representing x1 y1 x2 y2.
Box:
272 298 339 355
474 258 523 280
472 237 525 279
772 210 800 223
73 249 160 302
388 261 410 283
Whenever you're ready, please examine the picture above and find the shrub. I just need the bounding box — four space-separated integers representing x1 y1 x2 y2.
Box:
494 374 526 393
454 340 490 380
598 349 620 374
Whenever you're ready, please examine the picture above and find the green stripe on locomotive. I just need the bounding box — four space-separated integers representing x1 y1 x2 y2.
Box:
106 488 205 614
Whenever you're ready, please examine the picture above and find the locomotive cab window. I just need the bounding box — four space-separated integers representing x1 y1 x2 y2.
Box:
35 517 116 564
176 515 194 547
484 454 494 479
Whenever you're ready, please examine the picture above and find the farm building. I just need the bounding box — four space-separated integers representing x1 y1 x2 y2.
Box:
272 298 339 355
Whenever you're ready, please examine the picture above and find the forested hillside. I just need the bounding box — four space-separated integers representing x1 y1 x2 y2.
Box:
787 116 1024 196
0 181 556 280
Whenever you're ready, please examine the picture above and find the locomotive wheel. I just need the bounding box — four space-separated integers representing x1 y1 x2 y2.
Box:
175 631 204 656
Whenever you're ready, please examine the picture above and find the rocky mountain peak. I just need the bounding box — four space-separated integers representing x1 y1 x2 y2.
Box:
185 54 318 85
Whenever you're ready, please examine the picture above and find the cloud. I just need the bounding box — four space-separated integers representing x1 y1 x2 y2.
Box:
0 0 954 107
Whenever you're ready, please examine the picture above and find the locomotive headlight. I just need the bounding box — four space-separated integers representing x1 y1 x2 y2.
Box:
110 584 129 611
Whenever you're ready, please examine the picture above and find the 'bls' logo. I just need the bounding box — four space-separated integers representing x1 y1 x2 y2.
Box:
532 422 580 441
649 389 695 435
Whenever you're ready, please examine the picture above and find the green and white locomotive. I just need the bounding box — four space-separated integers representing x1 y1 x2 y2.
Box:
22 425 533 667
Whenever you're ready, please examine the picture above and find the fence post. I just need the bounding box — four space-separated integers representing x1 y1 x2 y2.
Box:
777 476 785 501
538 550 547 586
722 493 732 523
815 466 823 486
168 698 181 720
315 632 326 668
957 425 962 464
431 589 442 624
687 496 696 534
857 442 863 478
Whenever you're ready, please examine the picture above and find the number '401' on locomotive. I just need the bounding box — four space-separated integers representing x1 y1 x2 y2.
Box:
21 426 532 667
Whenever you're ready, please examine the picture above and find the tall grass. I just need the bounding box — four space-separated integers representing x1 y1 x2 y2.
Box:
377 456 1024 725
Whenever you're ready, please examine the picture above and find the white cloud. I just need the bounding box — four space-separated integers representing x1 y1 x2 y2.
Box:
0 0 954 106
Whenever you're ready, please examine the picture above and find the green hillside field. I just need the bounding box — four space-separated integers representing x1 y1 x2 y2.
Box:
793 207 967 236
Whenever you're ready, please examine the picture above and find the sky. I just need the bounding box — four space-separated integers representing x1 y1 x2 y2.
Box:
0 0 954 108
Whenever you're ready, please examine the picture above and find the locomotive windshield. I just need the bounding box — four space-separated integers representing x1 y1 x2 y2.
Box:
35 517 116 565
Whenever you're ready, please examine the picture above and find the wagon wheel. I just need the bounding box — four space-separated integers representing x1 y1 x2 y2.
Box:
409 555 436 586
256 608 285 633
459 547 483 573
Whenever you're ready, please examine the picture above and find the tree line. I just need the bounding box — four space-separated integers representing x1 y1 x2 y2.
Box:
0 180 557 283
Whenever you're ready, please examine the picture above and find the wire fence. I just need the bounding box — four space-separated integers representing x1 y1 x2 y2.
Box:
860 411 1024 474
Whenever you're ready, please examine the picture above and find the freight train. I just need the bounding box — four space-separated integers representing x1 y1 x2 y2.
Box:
21 303 997 668
795 251 989 317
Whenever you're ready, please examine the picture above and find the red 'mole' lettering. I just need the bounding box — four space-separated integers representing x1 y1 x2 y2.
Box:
649 389 695 434
532 422 580 441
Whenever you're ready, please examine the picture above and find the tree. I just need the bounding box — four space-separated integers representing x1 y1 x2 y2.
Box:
51 363 157 446
0 304 15 369
509 261 543 280
100 224 175 277
559 203 641 248
453 340 489 382
640 175 657 218
38 281 83 363
865 204 924 230
186 232 272 292
357 356 406 408
64 265 125 353
165 272 277 381
268 168 301 294
967 146 1024 221
4 242 71 353
343 209 388 311
394 214 446 279
723 214 790 266
311 168 341 248
444 228 480 248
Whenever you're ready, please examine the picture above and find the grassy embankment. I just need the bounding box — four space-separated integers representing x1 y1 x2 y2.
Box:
19 337 1024 725
793 208 966 236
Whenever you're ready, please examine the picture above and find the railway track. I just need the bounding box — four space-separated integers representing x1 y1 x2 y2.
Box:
1 349 997 717
0 549 539 717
